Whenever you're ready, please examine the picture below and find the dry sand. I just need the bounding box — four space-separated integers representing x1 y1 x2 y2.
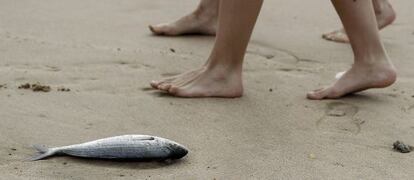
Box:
1 0 414 179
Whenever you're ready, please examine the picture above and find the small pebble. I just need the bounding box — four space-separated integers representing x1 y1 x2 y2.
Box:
170 48 176 53
334 162 344 167
393 141 413 153
309 153 316 159
57 87 71 92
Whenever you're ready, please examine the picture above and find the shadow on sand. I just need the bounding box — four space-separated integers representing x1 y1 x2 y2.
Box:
35 156 188 170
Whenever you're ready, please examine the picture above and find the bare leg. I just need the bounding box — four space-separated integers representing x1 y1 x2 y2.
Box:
150 0 263 98
307 0 397 100
149 0 219 36
322 0 396 43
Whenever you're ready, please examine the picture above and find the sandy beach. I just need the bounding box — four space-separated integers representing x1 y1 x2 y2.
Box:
1 0 414 179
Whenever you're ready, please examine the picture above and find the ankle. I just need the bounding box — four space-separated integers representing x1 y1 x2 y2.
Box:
208 64 241 77
204 62 242 81
353 56 396 74
207 52 244 71
194 4 218 20
354 49 391 64
354 55 391 67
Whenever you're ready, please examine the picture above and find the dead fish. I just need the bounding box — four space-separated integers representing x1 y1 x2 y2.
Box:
29 135 188 161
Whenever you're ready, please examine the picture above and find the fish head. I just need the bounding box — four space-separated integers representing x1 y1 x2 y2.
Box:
167 142 188 159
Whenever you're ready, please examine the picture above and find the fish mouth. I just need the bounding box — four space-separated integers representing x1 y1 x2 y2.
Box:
168 144 188 159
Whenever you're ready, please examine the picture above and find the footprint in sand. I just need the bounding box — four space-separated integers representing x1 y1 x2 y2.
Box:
247 40 296 61
246 40 322 73
127 63 155 70
161 72 180 77
317 102 364 135
44 65 61 72
402 104 414 113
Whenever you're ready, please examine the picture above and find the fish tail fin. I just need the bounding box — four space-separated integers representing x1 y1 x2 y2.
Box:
28 145 56 161
33 144 49 153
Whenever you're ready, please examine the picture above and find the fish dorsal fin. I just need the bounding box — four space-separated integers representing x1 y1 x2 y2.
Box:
131 136 155 141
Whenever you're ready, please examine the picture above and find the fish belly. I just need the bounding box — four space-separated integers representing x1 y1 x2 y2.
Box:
61 144 171 159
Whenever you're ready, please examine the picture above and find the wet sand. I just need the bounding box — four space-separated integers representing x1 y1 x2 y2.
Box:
0 0 414 179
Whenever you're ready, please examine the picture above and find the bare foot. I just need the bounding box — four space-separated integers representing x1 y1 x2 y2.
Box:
322 0 396 43
150 67 205 90
150 66 243 98
149 10 217 36
307 60 397 100
322 29 350 43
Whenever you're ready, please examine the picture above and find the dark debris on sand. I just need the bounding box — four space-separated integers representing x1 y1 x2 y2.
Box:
18 83 51 92
170 48 176 53
57 87 71 92
393 141 413 153
0 84 6 89
18 83 31 89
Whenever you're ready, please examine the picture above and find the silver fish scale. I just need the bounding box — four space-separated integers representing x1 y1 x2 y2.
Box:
57 135 173 159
